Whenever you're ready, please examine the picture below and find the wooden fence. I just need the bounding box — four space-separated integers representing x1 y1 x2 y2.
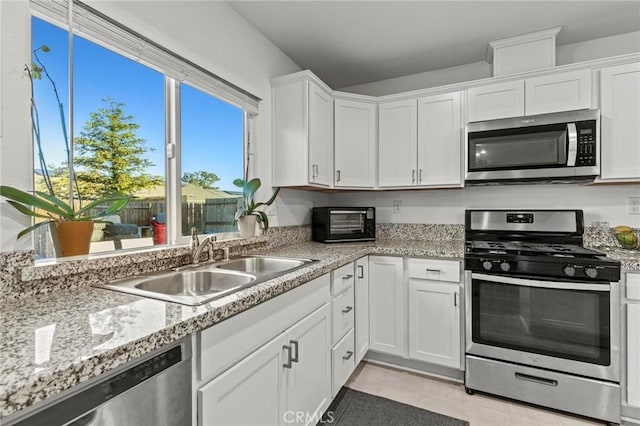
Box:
34 197 241 259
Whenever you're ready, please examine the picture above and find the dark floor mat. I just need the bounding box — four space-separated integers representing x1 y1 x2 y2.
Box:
319 387 469 426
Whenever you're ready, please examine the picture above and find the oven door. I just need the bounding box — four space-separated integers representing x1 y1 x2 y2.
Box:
327 210 371 241
465 272 620 382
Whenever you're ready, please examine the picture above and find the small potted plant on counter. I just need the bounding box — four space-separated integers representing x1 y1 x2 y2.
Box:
233 178 279 237
0 186 129 257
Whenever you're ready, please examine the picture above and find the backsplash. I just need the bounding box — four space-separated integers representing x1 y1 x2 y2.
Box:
0 225 310 301
377 223 464 241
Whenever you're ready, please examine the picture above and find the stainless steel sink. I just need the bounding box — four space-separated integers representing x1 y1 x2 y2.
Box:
99 269 257 306
215 256 313 274
97 255 317 306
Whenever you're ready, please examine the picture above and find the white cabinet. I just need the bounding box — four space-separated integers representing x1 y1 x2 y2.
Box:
378 99 418 187
467 69 592 122
407 258 461 369
272 72 333 187
330 262 356 397
467 80 525 122
417 92 462 186
197 274 331 426
368 256 405 356
355 257 370 364
334 98 376 187
525 69 592 116
379 93 462 188
624 273 640 421
600 62 640 181
408 280 461 368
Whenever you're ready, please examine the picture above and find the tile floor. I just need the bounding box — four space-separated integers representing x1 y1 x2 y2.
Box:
345 361 605 426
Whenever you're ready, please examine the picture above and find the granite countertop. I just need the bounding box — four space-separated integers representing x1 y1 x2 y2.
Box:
0 240 463 420
590 245 640 272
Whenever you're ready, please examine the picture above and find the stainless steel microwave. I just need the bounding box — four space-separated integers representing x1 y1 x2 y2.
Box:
312 207 376 243
465 110 600 184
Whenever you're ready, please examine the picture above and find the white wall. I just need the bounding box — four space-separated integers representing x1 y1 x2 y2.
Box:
339 31 640 96
0 1 319 250
0 0 33 251
329 184 640 227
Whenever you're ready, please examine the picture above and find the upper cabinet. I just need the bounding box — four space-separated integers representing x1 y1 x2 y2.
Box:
600 62 640 181
378 99 418 187
272 72 333 187
334 97 377 187
379 93 462 188
467 69 592 122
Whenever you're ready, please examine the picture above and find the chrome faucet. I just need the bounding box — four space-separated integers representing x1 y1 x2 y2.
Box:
190 227 216 264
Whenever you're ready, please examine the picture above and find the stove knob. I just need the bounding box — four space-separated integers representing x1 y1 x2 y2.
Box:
482 261 493 271
500 262 510 272
585 266 598 279
563 265 576 277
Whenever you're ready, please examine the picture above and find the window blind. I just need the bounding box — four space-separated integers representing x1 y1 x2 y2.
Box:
30 0 261 114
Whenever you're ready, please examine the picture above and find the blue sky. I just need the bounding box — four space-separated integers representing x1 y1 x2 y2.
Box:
31 17 243 192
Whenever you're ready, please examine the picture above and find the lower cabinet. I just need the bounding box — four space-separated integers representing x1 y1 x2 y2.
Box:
330 262 356 397
355 257 370 364
624 272 640 422
408 279 461 368
369 256 405 356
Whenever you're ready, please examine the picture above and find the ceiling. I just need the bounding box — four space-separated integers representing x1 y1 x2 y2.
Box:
227 1 640 89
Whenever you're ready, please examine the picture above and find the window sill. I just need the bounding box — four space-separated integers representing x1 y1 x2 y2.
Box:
22 234 268 282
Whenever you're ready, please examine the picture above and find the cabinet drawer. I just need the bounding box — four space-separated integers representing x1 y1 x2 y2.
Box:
332 329 355 397
407 258 460 282
332 285 355 344
332 262 355 295
627 273 640 301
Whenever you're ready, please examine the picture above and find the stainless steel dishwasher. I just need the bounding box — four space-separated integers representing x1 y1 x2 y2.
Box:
5 339 192 426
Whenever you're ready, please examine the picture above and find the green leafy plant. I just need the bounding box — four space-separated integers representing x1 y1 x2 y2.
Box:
0 186 129 239
233 178 279 230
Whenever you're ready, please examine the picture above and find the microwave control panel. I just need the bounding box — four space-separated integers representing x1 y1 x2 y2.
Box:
575 120 596 166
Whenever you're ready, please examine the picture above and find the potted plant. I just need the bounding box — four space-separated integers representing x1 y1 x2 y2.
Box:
233 178 279 237
0 186 129 257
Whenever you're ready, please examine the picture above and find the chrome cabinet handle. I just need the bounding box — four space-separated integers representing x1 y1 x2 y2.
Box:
342 306 353 314
283 345 292 368
419 169 423 183
342 274 353 280
315 164 319 177
357 265 364 279
426 268 441 273
343 351 354 360
411 169 416 184
336 170 341 182
454 292 457 307
290 340 299 363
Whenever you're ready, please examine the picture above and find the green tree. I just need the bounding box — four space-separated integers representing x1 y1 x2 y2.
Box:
182 171 221 190
73 98 162 197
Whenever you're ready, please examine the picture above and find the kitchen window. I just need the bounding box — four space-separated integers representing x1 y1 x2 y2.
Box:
30 0 259 259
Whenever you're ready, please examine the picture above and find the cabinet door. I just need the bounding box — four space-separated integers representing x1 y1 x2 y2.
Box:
467 80 524 122
417 92 462 186
628 303 640 409
199 333 286 426
600 62 640 181
283 303 331 426
368 256 405 356
408 279 461 368
334 99 376 187
378 99 418 187
355 257 370 364
308 82 333 186
525 69 592 116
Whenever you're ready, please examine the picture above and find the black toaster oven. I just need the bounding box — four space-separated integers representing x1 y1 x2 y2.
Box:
312 207 376 243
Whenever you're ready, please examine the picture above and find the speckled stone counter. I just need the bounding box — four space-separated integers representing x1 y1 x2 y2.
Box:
589 246 640 272
0 240 463 420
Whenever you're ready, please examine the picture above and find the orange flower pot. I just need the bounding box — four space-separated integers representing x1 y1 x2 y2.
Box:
50 221 94 257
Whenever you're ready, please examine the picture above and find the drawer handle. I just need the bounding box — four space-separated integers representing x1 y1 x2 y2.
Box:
283 345 292 369
515 372 558 387
426 268 441 273
357 265 364 279
343 351 354 360
342 306 353 314
290 340 299 363
342 274 353 280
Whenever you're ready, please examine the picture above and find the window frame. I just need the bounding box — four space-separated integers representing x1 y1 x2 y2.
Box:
30 2 258 255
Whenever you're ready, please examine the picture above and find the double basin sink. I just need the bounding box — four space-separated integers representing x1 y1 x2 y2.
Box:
98 256 317 306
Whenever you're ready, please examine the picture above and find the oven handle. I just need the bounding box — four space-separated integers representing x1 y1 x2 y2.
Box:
471 273 610 291
329 211 367 215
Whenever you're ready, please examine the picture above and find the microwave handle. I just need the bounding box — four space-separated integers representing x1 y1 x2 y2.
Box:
566 123 577 166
